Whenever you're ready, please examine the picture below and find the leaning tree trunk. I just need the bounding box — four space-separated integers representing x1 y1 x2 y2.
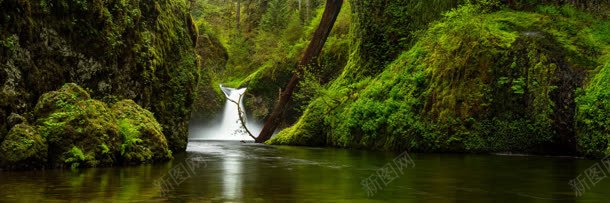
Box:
255 0 343 143
305 0 311 21
236 0 241 31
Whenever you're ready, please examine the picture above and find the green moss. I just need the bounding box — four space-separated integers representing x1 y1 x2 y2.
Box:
267 99 329 146
112 100 172 164
0 0 199 152
34 83 91 118
272 5 608 156
64 146 86 170
190 21 226 121
0 124 47 169
27 84 172 169
39 96 120 168
342 0 463 81
576 62 610 158
237 1 353 122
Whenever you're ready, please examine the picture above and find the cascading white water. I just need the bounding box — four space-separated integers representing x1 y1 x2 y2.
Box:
189 85 262 141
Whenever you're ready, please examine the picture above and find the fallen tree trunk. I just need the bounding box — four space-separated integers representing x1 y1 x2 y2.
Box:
255 0 344 143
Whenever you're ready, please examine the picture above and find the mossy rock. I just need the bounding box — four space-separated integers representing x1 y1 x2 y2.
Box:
33 84 172 169
267 99 328 146
34 83 91 118
0 124 47 169
190 24 225 121
344 0 462 80
7 113 27 128
0 0 200 152
38 97 121 168
1 113 27 143
112 100 172 164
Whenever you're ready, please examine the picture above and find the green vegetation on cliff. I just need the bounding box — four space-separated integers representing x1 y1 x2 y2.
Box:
576 59 610 157
190 20 226 121
0 0 199 152
270 3 610 157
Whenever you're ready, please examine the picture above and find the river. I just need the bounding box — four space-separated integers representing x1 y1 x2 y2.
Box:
1 86 609 202
0 140 609 202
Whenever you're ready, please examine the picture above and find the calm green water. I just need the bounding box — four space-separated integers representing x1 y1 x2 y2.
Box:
0 141 609 202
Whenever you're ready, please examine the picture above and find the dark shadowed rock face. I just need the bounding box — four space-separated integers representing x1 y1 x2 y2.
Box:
0 0 200 152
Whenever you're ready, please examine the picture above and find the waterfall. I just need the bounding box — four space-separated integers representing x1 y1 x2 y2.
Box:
189 85 262 141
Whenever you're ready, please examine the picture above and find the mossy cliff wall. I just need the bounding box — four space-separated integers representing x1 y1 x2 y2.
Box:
270 3 610 157
190 21 226 121
0 0 200 151
344 0 463 80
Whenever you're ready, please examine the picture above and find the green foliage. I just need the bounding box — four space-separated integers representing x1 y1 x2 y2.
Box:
230 1 352 122
576 63 610 158
0 124 47 169
100 144 110 154
118 119 142 156
260 0 291 32
0 0 199 152
343 0 463 80
7 84 174 169
271 4 609 156
112 100 172 164
64 146 86 170
504 0 609 12
189 19 226 121
0 34 18 54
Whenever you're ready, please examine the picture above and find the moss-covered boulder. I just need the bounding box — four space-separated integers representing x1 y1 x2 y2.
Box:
28 83 173 169
0 124 47 169
112 100 172 164
36 84 122 168
34 83 91 118
0 0 200 152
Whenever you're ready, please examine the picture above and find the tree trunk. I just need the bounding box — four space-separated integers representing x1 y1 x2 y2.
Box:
305 0 311 21
255 0 344 143
236 0 241 32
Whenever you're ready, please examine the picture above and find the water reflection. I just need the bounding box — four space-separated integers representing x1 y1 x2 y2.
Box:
222 154 243 199
0 141 609 202
0 161 174 201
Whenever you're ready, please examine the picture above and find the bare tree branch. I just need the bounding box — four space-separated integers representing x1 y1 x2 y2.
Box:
226 93 257 140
